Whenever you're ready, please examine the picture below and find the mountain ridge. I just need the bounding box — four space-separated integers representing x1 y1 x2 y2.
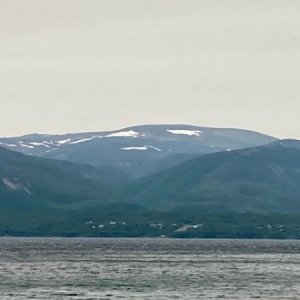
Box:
2 138 300 237
0 124 277 178
2 124 277 139
123 143 300 214
0 146 126 210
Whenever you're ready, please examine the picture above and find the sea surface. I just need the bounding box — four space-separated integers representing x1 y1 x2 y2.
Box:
0 238 299 299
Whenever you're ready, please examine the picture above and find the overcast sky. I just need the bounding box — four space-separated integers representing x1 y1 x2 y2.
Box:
1 0 299 138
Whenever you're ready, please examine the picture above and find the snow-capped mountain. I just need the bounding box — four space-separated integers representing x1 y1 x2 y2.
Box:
0 124 276 177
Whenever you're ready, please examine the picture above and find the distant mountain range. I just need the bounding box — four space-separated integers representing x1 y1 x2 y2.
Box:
0 124 276 178
3 124 300 237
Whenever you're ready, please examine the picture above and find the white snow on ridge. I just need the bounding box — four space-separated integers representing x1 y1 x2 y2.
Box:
19 144 34 149
29 142 50 147
122 145 162 151
106 130 139 138
122 146 148 151
56 138 71 145
0 142 17 147
0 130 143 152
167 129 203 136
70 137 96 144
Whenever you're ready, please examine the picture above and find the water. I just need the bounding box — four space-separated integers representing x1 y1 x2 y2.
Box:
0 238 300 299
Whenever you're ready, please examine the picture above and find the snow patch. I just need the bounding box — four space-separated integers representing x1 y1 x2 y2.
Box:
56 139 71 145
1 143 17 147
106 130 139 138
122 146 148 151
70 137 96 144
167 129 203 136
122 145 162 151
29 142 50 148
19 143 34 149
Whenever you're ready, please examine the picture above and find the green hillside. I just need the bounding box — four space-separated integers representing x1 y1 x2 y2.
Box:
0 147 123 209
124 144 300 214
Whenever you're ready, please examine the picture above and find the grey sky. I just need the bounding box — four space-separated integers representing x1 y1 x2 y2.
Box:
1 0 299 138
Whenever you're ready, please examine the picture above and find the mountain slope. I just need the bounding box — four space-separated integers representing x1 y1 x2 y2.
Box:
0 147 122 210
0 124 276 178
124 144 300 214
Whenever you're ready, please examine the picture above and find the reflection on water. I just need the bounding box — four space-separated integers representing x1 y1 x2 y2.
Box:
0 238 300 299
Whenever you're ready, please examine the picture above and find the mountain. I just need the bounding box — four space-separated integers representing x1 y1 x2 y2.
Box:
0 146 125 210
0 124 276 178
2 141 300 238
269 139 300 150
123 143 300 214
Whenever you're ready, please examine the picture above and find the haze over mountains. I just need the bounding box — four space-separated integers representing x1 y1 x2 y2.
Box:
0 124 276 178
2 124 300 237
0 146 127 210
124 141 300 214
